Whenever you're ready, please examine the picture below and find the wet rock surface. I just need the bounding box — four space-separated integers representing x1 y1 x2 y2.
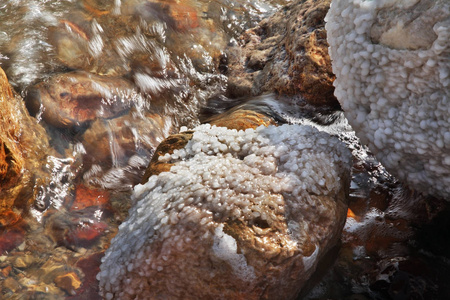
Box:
0 67 51 222
25 71 136 129
225 0 338 108
99 123 352 299
304 166 450 300
81 109 173 172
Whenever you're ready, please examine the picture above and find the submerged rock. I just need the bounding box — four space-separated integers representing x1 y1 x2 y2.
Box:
98 123 352 299
225 0 338 108
81 110 173 168
25 71 136 129
325 0 450 199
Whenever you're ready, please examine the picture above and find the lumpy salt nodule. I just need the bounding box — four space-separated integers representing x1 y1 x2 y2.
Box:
325 0 450 199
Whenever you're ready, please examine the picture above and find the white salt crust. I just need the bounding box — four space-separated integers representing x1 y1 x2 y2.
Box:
325 0 450 199
97 124 351 299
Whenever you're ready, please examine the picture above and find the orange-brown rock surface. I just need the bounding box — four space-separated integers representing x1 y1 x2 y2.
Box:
225 0 338 108
206 107 277 130
0 67 50 222
81 110 173 168
25 71 136 129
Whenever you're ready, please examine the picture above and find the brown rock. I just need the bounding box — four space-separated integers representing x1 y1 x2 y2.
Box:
3 277 21 292
206 108 277 131
69 252 103 299
54 272 82 296
141 131 194 183
0 221 27 254
25 71 136 129
0 67 51 217
81 0 112 17
81 110 173 168
70 184 110 211
49 12 137 77
147 0 200 32
13 254 35 269
64 219 108 248
0 210 21 227
225 0 338 108
1 265 12 277
0 70 24 196
44 207 108 249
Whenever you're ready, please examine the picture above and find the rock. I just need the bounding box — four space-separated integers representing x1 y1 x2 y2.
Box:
140 131 194 183
1 265 12 277
145 0 200 32
25 71 136 129
79 108 175 190
13 254 35 269
54 272 82 296
3 277 21 293
325 0 450 199
225 0 338 108
98 123 352 299
0 66 50 219
69 184 110 211
44 208 109 249
206 107 277 130
64 219 108 248
0 210 21 227
141 100 278 183
71 252 103 299
0 224 27 254
81 110 173 168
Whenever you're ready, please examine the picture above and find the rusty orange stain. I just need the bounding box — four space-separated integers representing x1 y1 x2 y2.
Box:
60 20 89 40
347 208 357 219
82 0 110 17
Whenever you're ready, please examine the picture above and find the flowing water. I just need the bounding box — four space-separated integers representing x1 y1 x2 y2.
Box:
0 0 449 299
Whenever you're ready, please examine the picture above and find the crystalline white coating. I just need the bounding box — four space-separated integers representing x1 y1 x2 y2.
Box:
98 123 352 299
302 244 320 272
325 0 450 199
212 224 256 281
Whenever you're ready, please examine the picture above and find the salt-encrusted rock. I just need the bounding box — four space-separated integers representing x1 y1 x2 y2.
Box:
141 99 277 183
98 123 352 299
225 0 338 107
325 0 450 199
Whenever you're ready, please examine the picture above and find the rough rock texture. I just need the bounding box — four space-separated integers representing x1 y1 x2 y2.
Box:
325 0 450 199
225 0 338 108
206 108 277 131
0 67 50 219
141 102 277 183
140 131 194 183
98 123 351 299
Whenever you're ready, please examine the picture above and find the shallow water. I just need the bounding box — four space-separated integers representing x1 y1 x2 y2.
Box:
0 0 449 299
0 0 290 298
